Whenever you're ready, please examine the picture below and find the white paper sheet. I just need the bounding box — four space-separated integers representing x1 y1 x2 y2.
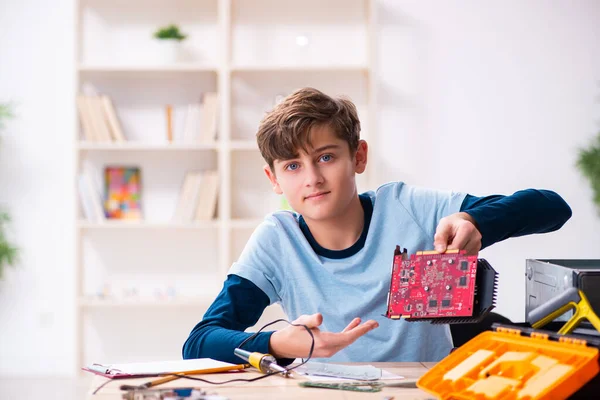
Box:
295 362 404 381
88 358 237 375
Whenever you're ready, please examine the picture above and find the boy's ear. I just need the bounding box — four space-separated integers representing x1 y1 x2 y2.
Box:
263 164 283 195
354 140 368 174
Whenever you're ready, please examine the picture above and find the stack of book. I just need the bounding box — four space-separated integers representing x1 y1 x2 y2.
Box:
77 94 126 142
78 167 106 223
169 92 219 143
173 170 219 222
78 166 143 222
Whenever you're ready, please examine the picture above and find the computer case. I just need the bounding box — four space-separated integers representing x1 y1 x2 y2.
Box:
526 259 600 322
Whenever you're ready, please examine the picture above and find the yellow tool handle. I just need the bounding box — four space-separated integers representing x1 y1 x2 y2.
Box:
247 352 265 372
247 352 279 374
528 288 581 328
528 288 600 334
558 290 600 334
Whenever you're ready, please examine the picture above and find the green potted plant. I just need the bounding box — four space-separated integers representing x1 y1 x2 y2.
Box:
0 102 18 278
577 130 600 214
0 103 13 129
152 24 188 63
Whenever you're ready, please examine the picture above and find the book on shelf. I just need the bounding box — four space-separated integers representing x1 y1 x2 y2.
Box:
104 166 142 220
166 104 173 142
194 170 219 221
172 170 203 221
179 92 218 144
199 92 218 143
172 170 219 222
77 93 126 143
78 164 106 223
181 103 202 143
100 95 126 142
76 95 96 142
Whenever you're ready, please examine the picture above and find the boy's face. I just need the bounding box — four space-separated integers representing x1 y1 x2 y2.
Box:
264 125 367 222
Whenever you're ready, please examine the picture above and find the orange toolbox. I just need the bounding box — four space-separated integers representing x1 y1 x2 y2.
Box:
417 324 600 399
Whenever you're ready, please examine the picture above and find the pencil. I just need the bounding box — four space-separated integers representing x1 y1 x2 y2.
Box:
136 363 249 390
141 373 179 389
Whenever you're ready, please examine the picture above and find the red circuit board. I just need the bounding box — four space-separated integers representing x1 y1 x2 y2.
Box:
385 248 478 320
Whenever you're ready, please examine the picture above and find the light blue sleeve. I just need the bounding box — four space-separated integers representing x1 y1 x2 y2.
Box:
228 217 286 305
393 182 467 239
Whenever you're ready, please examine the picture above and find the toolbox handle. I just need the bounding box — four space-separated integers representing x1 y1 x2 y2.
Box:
527 288 581 327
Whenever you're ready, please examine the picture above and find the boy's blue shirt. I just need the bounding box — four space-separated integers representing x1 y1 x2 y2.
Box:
183 182 572 364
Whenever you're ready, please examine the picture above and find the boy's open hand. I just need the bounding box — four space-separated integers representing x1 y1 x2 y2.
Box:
434 212 482 255
269 313 379 359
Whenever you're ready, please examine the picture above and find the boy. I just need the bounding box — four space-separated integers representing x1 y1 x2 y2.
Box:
183 88 571 364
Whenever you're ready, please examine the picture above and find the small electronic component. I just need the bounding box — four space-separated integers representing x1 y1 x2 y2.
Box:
121 387 227 400
385 246 498 323
299 380 419 392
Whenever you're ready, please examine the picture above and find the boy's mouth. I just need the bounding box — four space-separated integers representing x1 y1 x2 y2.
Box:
304 191 330 201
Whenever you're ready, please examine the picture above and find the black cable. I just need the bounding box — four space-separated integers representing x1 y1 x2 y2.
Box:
174 318 316 384
93 318 315 394
237 318 315 368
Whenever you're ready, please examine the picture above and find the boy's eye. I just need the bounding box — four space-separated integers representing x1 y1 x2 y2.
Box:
285 162 299 171
320 154 333 162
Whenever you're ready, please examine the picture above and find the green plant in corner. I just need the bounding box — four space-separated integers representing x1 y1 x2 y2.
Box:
153 24 187 41
0 212 18 278
0 103 14 129
0 102 18 278
577 130 600 213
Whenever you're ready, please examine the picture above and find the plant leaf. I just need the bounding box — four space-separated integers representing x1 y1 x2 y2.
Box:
577 131 600 213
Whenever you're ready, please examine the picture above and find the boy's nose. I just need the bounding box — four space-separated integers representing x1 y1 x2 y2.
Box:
304 164 324 186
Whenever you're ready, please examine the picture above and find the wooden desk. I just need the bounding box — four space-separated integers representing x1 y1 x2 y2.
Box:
86 362 436 399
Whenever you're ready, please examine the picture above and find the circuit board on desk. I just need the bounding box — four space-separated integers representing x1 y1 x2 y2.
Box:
385 246 498 324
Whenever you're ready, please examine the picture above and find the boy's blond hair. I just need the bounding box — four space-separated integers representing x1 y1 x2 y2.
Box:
256 87 361 169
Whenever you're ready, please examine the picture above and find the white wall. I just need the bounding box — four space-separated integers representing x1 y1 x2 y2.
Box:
0 0 599 376
0 0 76 377
375 0 600 324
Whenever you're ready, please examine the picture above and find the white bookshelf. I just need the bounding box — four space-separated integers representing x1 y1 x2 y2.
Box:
229 140 259 150
230 65 370 73
78 64 218 73
77 220 220 230
78 142 219 151
79 297 216 309
74 0 376 372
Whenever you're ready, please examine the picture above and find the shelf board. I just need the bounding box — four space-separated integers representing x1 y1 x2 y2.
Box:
77 142 218 151
79 297 215 308
80 65 370 73
230 218 264 230
231 65 369 73
229 140 258 151
77 220 219 230
78 64 218 73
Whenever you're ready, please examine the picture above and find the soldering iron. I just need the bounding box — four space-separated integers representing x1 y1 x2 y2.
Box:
233 348 289 376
